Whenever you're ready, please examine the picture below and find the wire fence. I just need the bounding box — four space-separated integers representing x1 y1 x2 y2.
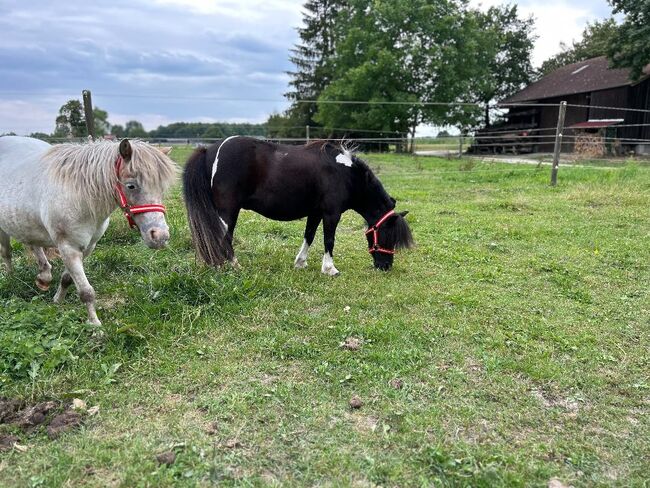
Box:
3 90 650 183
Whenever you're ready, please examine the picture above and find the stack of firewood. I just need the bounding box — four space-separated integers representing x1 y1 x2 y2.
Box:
574 133 606 157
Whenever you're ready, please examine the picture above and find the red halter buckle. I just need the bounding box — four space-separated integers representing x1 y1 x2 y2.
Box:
114 156 166 229
365 209 396 255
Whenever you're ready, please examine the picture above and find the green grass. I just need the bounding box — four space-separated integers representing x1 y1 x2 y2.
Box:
1 150 649 487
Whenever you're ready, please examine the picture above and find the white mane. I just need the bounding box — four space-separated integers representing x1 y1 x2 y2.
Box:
43 140 178 216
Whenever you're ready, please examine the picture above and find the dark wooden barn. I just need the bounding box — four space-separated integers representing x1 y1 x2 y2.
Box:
498 56 650 155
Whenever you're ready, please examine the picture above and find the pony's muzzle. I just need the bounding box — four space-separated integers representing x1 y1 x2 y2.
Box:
137 216 170 249
147 227 170 248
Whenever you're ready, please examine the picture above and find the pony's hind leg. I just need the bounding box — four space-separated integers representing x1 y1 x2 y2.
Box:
0 228 11 273
218 206 240 267
53 268 73 304
295 214 321 269
30 246 53 291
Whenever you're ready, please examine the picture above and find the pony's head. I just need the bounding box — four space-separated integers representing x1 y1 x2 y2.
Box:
115 140 177 249
365 205 414 271
341 149 414 271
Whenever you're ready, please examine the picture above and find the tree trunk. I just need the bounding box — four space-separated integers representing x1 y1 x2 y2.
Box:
484 103 490 128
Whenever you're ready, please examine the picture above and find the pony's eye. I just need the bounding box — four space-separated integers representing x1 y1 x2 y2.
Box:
126 183 138 190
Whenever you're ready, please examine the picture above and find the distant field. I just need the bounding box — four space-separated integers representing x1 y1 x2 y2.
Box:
1 150 649 486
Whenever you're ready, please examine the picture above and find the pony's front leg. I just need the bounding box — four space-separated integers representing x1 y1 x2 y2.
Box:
58 243 101 327
30 246 53 291
321 213 341 276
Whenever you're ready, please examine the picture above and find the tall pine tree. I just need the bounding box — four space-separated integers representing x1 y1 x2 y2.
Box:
269 0 345 137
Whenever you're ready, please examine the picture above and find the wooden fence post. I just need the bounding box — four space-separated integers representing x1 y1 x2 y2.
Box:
82 90 96 140
306 125 310 143
458 131 464 158
551 101 567 186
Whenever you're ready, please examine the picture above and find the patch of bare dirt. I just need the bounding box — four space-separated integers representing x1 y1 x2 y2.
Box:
344 412 379 433
47 411 83 439
0 398 22 423
0 397 89 443
0 434 20 452
531 389 582 414
341 337 363 351
156 450 176 466
7 401 59 430
548 478 573 488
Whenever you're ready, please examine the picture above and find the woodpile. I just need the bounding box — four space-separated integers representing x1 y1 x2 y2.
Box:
574 133 606 157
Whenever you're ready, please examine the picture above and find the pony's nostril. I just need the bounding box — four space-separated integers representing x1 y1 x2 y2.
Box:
149 228 168 242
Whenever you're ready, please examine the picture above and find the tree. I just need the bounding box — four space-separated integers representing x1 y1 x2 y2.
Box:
539 18 619 76
607 0 650 80
111 124 125 138
469 5 535 127
283 0 346 135
93 108 110 137
124 120 147 138
316 0 472 147
313 0 535 144
54 100 86 138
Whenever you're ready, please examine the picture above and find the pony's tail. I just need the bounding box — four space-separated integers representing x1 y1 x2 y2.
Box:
182 147 232 267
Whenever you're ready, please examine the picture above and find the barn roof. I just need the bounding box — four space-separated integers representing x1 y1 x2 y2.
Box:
501 56 649 104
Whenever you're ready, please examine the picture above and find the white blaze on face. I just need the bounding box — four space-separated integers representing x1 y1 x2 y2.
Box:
294 239 310 268
211 135 239 186
321 252 340 276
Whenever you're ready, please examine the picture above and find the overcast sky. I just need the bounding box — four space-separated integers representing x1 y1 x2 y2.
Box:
0 0 613 134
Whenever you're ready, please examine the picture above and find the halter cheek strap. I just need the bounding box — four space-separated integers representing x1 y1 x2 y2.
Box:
365 209 396 255
114 156 166 229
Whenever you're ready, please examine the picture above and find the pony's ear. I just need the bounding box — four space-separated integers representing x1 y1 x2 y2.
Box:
119 139 133 160
158 146 173 156
399 210 409 217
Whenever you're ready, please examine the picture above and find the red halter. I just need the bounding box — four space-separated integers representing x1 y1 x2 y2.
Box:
114 156 166 229
365 209 396 255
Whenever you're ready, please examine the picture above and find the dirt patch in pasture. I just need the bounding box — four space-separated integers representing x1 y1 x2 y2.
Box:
0 434 20 452
0 397 88 446
531 389 583 415
47 411 83 439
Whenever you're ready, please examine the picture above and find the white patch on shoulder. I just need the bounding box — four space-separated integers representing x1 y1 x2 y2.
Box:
335 152 353 167
211 135 240 186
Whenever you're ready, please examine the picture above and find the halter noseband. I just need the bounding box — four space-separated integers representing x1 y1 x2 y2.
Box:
114 156 166 229
365 209 396 255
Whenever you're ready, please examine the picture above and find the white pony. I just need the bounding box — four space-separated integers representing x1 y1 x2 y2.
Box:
0 136 177 328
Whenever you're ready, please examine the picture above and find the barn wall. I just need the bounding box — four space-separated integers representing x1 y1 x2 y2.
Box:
623 79 650 154
589 87 628 120
537 94 589 152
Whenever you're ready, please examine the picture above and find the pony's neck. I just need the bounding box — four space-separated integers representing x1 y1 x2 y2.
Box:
354 186 393 226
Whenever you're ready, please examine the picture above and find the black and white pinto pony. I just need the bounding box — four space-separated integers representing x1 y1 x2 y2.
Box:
0 136 177 328
183 136 413 274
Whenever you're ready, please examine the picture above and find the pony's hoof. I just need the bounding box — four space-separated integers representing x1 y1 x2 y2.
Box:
36 278 50 291
89 324 105 341
294 259 308 269
322 267 340 277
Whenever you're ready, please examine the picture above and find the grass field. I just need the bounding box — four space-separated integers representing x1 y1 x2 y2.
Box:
1 149 649 486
